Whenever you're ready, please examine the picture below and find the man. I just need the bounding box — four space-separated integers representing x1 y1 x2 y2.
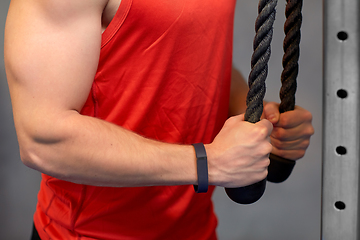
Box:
4 0 314 239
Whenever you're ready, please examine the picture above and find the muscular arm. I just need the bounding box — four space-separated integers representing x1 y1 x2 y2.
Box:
5 0 200 187
5 0 272 189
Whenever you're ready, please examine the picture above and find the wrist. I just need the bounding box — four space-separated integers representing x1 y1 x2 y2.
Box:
203 143 227 187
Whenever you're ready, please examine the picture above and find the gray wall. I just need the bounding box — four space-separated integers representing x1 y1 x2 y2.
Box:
213 1 322 239
0 1 322 239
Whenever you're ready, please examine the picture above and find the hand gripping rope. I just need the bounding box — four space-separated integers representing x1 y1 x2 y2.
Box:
225 0 302 204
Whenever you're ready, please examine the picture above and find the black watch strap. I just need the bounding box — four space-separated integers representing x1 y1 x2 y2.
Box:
192 143 208 193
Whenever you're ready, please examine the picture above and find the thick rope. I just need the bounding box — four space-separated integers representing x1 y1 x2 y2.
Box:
245 0 278 123
245 0 302 121
225 0 279 205
279 0 302 113
227 0 303 203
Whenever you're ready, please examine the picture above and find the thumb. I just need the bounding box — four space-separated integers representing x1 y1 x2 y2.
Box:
263 102 280 124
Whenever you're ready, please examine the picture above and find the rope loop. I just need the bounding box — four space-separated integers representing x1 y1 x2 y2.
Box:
228 0 303 205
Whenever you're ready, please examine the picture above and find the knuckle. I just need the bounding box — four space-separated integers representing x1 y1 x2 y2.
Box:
298 150 306 159
271 128 285 140
301 139 311 150
304 110 313 122
257 144 273 159
255 124 271 138
225 116 236 126
263 157 271 168
229 115 237 122
306 126 315 137
260 169 268 181
265 142 273 154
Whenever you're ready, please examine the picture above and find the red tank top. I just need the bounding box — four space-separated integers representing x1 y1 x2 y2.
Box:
34 0 235 239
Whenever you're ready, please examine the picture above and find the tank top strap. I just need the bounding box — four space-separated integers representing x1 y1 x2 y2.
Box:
102 0 132 48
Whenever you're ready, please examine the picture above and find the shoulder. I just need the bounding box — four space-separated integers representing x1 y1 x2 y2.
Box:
7 0 109 16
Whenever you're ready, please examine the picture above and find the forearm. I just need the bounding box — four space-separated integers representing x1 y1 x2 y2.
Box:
6 0 273 190
19 111 197 187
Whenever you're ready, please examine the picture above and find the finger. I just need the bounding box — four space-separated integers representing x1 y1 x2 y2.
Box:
271 124 314 142
256 118 274 134
263 102 280 124
271 147 307 161
270 136 310 151
275 106 313 129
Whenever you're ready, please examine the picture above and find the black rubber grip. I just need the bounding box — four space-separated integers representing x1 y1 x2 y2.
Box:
267 153 296 183
225 178 266 204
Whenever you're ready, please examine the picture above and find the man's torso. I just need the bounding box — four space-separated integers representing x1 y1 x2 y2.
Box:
34 0 235 239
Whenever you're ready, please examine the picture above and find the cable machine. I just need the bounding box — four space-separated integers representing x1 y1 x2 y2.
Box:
322 0 360 239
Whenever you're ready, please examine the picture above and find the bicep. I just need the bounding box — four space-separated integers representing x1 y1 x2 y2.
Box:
5 0 105 116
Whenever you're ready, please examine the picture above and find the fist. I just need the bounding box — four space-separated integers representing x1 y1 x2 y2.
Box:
263 102 315 160
206 114 273 188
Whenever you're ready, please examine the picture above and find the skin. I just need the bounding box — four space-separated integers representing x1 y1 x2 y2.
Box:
230 68 314 160
4 0 314 189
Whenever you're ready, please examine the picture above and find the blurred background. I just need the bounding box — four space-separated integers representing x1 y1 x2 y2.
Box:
0 0 322 239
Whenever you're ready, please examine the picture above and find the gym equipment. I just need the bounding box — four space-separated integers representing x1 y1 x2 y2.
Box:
322 0 360 239
225 0 302 204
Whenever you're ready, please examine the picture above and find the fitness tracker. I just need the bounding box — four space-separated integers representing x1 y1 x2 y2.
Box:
192 143 208 193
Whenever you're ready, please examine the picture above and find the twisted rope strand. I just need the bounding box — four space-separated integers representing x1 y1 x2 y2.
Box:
245 0 278 123
279 0 303 113
227 0 303 203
